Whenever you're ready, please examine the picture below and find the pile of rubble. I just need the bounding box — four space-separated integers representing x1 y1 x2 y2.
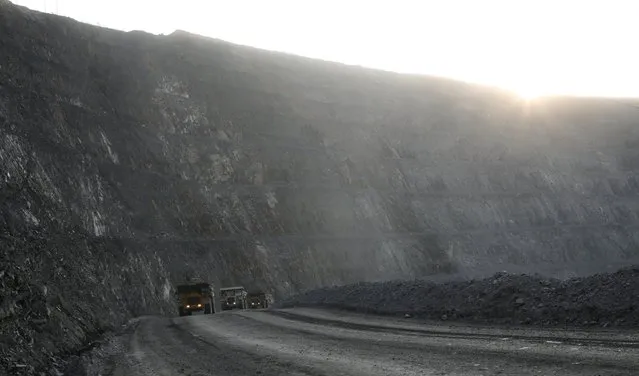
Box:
279 266 639 327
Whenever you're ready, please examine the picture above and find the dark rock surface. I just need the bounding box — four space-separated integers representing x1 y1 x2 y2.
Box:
0 228 173 375
278 266 639 328
2 0 639 373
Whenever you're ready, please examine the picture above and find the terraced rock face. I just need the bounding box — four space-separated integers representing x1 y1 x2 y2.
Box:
4 1 639 295
2 0 639 372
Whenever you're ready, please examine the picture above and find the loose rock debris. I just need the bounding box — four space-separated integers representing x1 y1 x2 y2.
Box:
279 266 639 328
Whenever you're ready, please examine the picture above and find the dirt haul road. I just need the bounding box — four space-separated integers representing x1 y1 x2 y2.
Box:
96 308 639 376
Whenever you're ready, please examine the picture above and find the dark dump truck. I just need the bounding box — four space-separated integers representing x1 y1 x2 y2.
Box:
176 281 214 316
220 286 247 310
247 292 272 309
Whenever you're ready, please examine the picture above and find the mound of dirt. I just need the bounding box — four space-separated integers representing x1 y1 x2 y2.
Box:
278 266 639 327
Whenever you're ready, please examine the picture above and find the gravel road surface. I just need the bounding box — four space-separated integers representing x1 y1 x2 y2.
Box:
93 308 639 376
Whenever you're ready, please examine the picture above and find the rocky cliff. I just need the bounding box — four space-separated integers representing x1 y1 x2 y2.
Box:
2 1 639 373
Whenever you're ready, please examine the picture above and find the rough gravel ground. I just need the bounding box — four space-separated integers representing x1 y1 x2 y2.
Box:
74 308 639 376
278 266 639 328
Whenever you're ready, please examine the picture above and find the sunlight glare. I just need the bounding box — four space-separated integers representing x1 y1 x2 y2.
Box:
9 0 639 98
516 86 544 100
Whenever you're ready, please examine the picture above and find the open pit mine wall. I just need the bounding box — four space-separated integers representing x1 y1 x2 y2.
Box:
3 0 639 337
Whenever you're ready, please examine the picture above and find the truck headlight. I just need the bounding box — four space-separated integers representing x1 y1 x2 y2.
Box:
186 305 190 308
197 304 202 307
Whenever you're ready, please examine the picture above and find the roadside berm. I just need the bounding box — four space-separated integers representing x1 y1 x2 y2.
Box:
279 266 639 328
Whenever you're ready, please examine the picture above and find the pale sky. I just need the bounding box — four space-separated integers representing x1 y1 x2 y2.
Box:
12 0 639 98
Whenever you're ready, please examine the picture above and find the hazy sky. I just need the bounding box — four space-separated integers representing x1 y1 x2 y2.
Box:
12 0 639 98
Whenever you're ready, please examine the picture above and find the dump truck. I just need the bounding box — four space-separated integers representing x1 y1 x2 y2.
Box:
247 292 272 309
176 281 214 316
220 286 247 310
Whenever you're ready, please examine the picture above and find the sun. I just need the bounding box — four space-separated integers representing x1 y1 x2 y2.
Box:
509 75 551 99
515 85 544 100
